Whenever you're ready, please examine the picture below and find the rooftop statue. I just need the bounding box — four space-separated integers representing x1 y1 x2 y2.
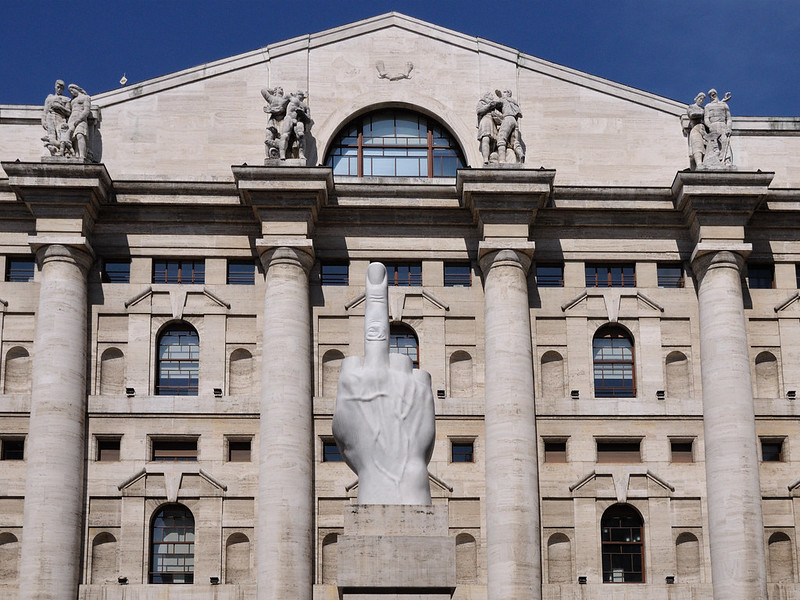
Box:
261 86 311 163
41 80 71 156
476 89 525 165
41 81 95 161
332 263 436 505
682 89 734 170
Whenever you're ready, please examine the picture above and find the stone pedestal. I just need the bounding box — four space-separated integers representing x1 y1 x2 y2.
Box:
338 505 455 600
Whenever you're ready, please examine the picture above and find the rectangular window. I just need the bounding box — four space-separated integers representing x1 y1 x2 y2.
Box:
536 264 564 288
97 437 121 462
227 439 252 462
597 440 641 463
152 259 205 284
451 441 474 463
0 438 24 460
670 440 694 463
444 263 471 287
322 440 343 462
152 439 198 462
544 440 567 463
585 264 636 288
321 263 349 286
761 439 784 462
657 263 684 288
102 259 131 283
748 264 774 289
227 260 255 285
385 262 422 286
796 265 800 288
6 257 35 282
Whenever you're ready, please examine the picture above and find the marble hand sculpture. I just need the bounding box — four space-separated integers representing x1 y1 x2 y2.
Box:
332 262 435 505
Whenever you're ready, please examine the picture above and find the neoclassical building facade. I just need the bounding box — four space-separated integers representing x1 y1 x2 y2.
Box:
1 12 800 600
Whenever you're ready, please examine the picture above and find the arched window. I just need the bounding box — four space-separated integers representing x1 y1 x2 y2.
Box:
593 327 635 398
157 324 199 396
601 504 644 583
150 504 194 584
390 323 419 368
325 109 465 178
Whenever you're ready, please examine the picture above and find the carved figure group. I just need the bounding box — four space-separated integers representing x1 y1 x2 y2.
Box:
261 86 311 161
682 88 734 170
41 80 92 159
476 89 525 165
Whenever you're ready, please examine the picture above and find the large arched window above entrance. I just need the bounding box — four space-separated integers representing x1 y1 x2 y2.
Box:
157 324 199 396
601 504 644 583
593 326 635 398
325 109 465 178
150 504 195 584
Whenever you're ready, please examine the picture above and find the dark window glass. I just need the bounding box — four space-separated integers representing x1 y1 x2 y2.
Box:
444 263 471 287
544 440 567 463
150 504 194 584
390 323 419 368
6 257 35 282
657 263 684 288
386 263 422 286
601 505 645 583
321 263 349 286
102 259 131 283
748 264 774 289
325 109 465 178
152 440 198 462
228 440 251 462
451 441 474 463
597 441 641 463
586 264 636 288
157 325 199 396
761 440 783 462
153 260 205 284
97 438 121 462
1 439 24 460
227 260 255 285
322 440 343 462
796 265 800 288
670 441 693 463
536 264 564 288
593 327 635 397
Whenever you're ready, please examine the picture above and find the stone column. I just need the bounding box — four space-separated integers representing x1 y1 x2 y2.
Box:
19 242 93 600
257 241 315 600
692 248 767 600
479 242 541 600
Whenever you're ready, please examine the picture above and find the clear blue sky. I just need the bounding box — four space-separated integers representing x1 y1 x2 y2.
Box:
2 1 798 116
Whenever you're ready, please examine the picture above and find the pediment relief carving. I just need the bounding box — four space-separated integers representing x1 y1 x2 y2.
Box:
345 287 449 320
569 467 674 502
561 289 664 322
118 466 227 501
125 286 230 317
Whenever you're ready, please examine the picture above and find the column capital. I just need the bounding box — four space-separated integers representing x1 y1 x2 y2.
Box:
690 246 748 283
478 240 535 275
256 237 315 274
29 237 95 273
